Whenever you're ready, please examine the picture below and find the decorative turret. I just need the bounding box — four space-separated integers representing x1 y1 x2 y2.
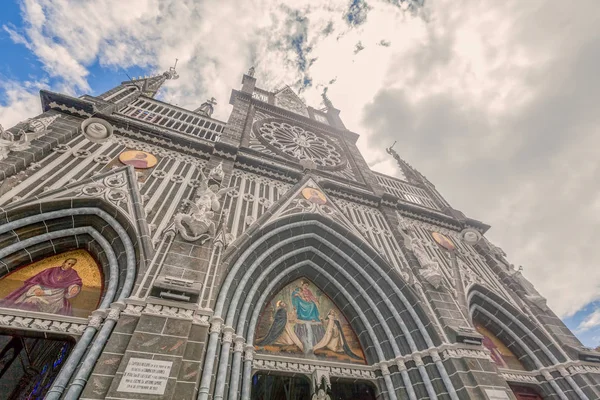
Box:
386 141 427 185
194 97 217 117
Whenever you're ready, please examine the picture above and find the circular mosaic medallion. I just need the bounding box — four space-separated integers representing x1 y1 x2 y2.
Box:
301 187 327 205
432 232 455 251
119 150 157 169
254 118 343 168
461 228 481 245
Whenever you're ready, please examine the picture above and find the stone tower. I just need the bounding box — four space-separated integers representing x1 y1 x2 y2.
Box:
0 67 599 400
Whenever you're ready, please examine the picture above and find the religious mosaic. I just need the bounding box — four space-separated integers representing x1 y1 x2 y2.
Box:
0 250 103 318
475 323 526 371
119 150 157 169
255 279 366 365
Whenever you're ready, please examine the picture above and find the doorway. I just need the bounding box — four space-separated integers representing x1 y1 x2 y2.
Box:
0 333 74 400
251 373 312 400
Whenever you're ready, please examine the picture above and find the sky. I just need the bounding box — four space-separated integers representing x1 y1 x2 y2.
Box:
0 0 599 347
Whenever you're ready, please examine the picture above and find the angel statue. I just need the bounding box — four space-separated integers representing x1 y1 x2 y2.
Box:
173 167 234 243
1 116 57 160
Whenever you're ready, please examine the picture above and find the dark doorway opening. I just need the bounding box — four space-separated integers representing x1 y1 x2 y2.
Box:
510 384 544 400
330 379 377 400
0 332 74 400
251 373 311 400
251 373 378 400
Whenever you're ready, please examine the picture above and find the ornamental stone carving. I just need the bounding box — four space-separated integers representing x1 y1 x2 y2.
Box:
222 326 235 343
399 223 444 288
244 346 255 361
0 313 88 335
173 168 234 243
1 116 58 160
144 304 194 319
395 358 407 371
233 337 245 353
254 118 343 168
210 318 223 334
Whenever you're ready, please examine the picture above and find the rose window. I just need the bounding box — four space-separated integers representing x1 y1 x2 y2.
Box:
255 119 343 167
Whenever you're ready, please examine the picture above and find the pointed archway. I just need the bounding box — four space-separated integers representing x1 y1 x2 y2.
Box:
468 285 591 400
0 181 144 399
197 205 461 400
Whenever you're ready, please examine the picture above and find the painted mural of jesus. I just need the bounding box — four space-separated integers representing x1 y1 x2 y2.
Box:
0 258 83 316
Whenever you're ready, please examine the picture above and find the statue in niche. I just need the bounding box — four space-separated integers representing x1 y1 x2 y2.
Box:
0 258 82 316
173 166 233 242
398 223 444 289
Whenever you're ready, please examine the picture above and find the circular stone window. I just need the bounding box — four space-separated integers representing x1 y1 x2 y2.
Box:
254 118 344 168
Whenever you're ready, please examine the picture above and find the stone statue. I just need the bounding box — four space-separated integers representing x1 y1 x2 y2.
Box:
510 266 549 310
247 66 256 77
173 169 234 242
208 161 224 182
398 223 444 288
0 116 57 160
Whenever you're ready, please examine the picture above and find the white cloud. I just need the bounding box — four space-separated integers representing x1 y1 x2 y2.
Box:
3 0 598 320
577 309 600 333
0 79 46 128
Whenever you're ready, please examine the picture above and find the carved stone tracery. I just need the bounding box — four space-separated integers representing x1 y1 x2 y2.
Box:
255 119 343 168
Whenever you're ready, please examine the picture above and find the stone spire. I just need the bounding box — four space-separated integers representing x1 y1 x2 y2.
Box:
386 141 428 185
100 59 180 101
134 59 180 98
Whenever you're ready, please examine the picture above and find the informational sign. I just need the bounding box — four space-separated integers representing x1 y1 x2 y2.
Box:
117 357 173 395
484 389 510 400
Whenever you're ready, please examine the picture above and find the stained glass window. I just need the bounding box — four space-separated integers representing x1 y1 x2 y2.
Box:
0 333 73 400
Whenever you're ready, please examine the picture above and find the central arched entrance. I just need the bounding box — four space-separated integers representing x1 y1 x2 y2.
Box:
251 373 311 400
198 212 460 400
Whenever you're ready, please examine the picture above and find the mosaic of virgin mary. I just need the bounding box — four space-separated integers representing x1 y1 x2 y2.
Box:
0 250 103 318
255 279 366 364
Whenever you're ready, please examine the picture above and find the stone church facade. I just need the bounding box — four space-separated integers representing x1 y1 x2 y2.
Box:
0 66 599 400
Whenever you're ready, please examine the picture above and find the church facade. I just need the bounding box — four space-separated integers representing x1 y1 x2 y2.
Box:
0 66 599 400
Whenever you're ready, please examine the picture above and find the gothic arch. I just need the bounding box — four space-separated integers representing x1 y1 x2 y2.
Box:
198 213 461 400
0 197 143 400
468 285 589 400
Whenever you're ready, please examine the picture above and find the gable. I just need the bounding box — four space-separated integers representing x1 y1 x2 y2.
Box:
274 86 309 117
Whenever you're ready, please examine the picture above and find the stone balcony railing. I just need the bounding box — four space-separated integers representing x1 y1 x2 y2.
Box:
374 172 440 210
119 98 225 142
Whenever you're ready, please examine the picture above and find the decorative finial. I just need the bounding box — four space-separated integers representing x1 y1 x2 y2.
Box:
386 141 400 161
321 89 333 109
195 97 217 117
165 58 179 80
247 66 255 77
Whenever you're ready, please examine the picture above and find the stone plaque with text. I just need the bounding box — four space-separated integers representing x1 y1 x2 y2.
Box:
117 358 173 395
485 389 510 400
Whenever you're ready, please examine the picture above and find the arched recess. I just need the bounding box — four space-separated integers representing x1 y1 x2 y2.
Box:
0 197 143 400
468 285 590 400
198 213 461 400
